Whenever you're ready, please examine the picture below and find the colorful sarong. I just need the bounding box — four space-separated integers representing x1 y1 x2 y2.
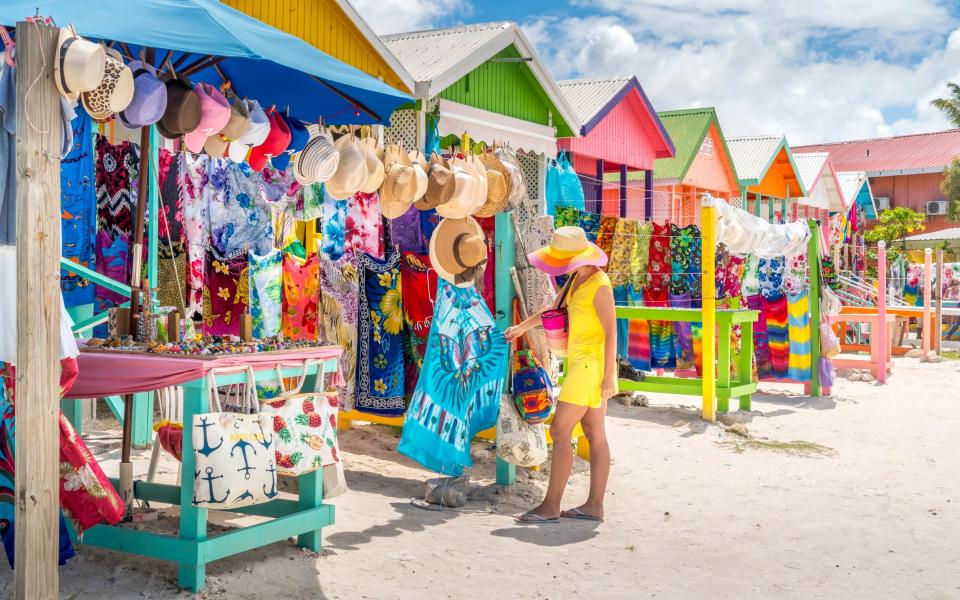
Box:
60 109 97 307
747 294 772 379
670 292 697 375
401 253 438 398
596 216 618 262
320 255 358 410
763 293 789 378
356 252 405 416
249 249 282 338
204 249 248 337
281 253 320 342
786 291 812 381
578 211 601 242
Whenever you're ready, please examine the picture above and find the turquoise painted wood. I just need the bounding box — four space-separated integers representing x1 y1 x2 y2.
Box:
77 359 338 592
147 125 160 294
494 211 516 485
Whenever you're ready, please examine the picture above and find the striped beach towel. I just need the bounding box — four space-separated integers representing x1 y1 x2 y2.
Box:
764 293 789 379
626 285 650 371
786 291 812 381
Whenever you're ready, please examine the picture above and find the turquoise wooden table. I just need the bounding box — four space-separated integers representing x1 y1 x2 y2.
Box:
67 348 342 592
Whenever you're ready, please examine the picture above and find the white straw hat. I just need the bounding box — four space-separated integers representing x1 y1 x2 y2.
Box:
326 133 368 200
54 26 105 101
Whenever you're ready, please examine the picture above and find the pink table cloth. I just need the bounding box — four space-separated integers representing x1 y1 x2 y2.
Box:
65 347 343 399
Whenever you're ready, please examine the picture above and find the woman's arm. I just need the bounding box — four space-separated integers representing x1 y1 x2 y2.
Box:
504 306 548 342
594 285 618 401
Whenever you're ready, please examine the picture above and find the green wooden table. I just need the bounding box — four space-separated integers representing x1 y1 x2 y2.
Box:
70 353 340 592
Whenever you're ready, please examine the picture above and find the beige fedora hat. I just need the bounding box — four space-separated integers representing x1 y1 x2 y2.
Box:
380 144 418 219
436 157 478 219
429 216 488 288
326 133 368 200
419 152 454 210
358 136 385 194
409 150 429 202
54 26 105 101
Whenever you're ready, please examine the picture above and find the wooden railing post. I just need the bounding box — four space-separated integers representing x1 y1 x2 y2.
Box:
13 21 62 600
700 195 717 421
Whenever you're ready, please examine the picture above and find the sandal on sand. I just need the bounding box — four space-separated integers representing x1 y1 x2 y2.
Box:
560 508 603 522
514 512 559 524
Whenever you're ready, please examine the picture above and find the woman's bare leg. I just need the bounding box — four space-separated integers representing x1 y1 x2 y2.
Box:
564 399 609 519
516 401 587 521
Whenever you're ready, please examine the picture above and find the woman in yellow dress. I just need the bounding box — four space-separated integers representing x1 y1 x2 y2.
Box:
506 226 618 523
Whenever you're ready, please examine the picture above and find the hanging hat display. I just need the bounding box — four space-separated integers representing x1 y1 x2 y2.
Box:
326 133 368 200
465 155 488 215
204 96 250 158
429 216 488 288
409 150 428 203
183 83 231 154
118 60 167 129
157 75 201 140
247 106 291 172
80 47 134 122
380 144 418 219
476 152 512 215
291 124 340 185
436 157 479 219
419 152 454 210
54 26 105 101
271 113 309 171
227 99 269 163
358 136 385 194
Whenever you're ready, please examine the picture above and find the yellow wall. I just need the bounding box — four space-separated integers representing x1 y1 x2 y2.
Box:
223 0 411 93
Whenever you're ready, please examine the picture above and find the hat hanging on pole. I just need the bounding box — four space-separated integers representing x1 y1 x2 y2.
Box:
429 216 488 288
54 25 105 101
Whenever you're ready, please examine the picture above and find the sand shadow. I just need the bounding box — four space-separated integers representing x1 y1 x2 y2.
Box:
324 500 462 552
750 390 837 411
489 519 600 546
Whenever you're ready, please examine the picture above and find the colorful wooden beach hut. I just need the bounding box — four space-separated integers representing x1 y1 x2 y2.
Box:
727 135 807 223
793 152 846 214
837 171 878 220
556 76 675 218
222 0 415 93
651 107 740 224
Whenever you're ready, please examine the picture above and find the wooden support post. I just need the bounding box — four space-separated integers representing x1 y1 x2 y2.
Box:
620 164 628 219
923 248 932 357
494 211 516 486
13 22 61 600
877 241 888 384
643 168 653 221
700 197 717 422
807 219 822 397
936 249 944 356
768 194 774 223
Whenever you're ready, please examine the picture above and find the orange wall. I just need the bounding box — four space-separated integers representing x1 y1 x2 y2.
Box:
681 124 738 194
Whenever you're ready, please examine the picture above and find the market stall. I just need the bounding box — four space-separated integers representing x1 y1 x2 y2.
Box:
0 1 412 593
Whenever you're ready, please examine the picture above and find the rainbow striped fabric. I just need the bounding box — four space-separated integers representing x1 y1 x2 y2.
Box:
747 294 773 379
763 293 789 379
786 291 812 381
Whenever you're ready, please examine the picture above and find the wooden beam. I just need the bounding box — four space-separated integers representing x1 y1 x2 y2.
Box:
594 158 603 214
619 164 628 219
644 168 653 221
14 21 61 600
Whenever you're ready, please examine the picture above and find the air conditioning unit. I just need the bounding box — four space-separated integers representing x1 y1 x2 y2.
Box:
926 200 948 215
875 197 890 211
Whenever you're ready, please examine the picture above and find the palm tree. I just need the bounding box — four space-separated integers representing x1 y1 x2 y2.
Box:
931 82 960 128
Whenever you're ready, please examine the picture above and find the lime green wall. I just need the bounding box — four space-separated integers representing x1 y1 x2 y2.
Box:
438 46 574 138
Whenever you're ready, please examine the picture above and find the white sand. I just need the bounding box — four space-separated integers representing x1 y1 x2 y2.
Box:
5 355 960 599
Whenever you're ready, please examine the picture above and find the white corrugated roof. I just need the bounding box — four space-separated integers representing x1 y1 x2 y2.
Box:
727 135 785 183
792 152 829 191
557 77 631 125
906 227 960 242
836 170 867 205
382 22 512 87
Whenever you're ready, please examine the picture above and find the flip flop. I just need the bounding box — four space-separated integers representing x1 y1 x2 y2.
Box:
514 512 559 524
561 508 603 522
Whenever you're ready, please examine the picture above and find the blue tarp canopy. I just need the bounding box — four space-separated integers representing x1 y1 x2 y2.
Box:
0 0 411 124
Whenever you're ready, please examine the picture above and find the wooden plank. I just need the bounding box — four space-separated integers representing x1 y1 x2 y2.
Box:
13 22 61 600
936 249 944 356
59 256 133 297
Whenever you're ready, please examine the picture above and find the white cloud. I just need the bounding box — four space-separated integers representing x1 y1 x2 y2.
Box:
351 0 472 35
527 2 960 144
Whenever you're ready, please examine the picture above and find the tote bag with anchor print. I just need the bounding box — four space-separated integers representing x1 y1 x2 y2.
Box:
192 367 278 509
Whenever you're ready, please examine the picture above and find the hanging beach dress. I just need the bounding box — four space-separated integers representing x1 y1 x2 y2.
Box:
281 252 320 342
346 191 384 258
401 253 438 399
249 249 283 339
356 252 405 417
645 221 675 369
319 254 359 410
321 186 348 260
60 109 97 308
398 279 508 476
94 134 139 240
182 153 209 319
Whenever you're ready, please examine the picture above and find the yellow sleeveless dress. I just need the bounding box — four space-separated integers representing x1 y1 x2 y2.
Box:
558 270 612 409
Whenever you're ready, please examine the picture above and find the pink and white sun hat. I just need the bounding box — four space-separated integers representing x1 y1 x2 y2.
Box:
527 226 608 276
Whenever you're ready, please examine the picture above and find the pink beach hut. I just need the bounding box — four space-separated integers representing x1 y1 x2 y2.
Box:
557 76 675 219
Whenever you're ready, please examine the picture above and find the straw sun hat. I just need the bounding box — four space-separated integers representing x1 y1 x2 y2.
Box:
528 226 608 277
436 157 478 219
380 144 418 219
291 124 340 185
419 152 454 210
429 216 488 287
358 136 385 194
326 133 368 200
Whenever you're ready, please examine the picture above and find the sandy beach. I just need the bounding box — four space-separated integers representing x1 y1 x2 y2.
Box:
6 354 958 600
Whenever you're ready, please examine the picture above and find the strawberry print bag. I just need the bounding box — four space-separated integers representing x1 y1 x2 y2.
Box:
259 360 341 476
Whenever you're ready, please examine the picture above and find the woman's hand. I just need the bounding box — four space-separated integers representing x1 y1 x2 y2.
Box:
601 370 619 401
504 325 523 342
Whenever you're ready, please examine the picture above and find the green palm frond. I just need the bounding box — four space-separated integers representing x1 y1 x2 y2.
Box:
931 82 960 128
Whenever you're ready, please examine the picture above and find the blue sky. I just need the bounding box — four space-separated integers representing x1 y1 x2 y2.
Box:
353 0 960 144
